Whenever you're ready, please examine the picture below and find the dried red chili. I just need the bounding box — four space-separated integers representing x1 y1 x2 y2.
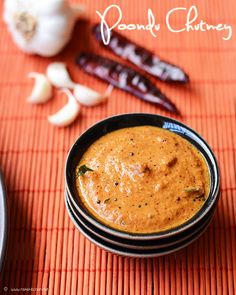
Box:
93 24 189 83
76 53 180 114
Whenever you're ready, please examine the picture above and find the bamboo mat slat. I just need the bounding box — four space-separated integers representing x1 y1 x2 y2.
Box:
0 0 236 294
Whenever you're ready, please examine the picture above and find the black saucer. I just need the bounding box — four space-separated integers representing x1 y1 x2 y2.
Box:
65 190 213 257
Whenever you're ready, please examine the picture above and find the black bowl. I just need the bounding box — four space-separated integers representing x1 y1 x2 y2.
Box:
65 113 220 241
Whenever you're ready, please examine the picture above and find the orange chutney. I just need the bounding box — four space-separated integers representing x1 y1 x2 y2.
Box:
76 126 210 233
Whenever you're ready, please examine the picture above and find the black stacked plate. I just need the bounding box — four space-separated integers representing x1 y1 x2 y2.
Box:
0 170 8 272
65 114 220 257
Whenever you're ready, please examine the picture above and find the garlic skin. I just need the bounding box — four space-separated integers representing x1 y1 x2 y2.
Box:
48 88 80 127
46 62 76 88
28 72 52 104
3 0 85 57
74 84 113 106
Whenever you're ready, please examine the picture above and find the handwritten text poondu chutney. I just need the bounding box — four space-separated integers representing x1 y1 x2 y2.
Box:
96 4 233 45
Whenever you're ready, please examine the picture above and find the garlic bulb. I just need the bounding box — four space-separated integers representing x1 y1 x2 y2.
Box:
74 84 113 106
28 72 52 104
48 88 80 127
46 62 76 88
3 0 85 57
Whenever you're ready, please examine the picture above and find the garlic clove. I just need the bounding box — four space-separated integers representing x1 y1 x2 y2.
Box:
48 88 80 127
28 72 53 104
46 62 76 88
74 84 113 106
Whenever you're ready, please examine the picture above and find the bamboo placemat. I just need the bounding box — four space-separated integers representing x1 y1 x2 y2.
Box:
0 0 236 294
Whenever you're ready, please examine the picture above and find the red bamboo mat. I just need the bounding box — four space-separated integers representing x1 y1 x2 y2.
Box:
0 0 236 294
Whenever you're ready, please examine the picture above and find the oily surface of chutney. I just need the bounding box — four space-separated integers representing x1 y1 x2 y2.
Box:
76 126 210 233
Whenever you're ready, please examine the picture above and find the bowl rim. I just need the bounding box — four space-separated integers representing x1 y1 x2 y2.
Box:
65 113 220 240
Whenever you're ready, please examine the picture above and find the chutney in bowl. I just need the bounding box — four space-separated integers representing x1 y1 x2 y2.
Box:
76 125 210 234
65 113 219 241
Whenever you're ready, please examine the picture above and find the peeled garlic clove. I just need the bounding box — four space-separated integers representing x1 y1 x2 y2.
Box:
48 88 80 127
28 72 52 104
46 62 76 88
74 84 113 106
